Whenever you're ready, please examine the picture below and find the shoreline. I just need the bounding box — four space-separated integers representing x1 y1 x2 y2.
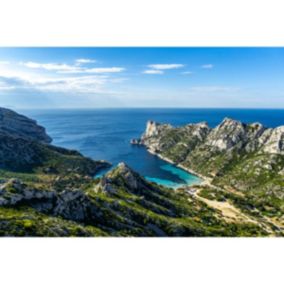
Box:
147 148 213 187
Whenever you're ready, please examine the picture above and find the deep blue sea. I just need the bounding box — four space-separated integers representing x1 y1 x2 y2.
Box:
21 108 284 189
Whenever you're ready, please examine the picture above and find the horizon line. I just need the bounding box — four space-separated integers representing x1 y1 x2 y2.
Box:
13 107 284 110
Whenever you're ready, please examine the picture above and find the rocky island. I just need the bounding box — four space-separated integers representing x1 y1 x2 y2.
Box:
0 108 283 236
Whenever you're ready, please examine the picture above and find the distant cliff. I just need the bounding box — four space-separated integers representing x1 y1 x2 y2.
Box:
136 118 284 220
140 118 284 156
0 107 52 143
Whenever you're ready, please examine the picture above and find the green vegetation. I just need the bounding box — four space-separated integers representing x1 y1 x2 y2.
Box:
0 207 107 237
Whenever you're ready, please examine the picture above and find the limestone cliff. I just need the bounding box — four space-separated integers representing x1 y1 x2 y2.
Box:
139 117 284 157
133 118 284 224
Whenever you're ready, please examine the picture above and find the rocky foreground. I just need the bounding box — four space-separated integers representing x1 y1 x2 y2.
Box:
0 108 283 236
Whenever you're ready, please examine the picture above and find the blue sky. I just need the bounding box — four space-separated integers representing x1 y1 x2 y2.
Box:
0 47 284 108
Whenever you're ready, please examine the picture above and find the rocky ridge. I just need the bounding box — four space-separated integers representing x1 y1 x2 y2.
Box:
140 118 284 155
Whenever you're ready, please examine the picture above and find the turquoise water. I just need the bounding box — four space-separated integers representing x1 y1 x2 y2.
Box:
21 108 284 189
146 164 201 189
95 163 202 189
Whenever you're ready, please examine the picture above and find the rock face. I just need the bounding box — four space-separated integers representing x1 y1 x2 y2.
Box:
261 126 284 154
143 120 172 139
137 120 210 157
0 107 52 143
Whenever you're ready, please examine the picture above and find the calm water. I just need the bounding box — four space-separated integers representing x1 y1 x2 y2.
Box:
21 108 284 188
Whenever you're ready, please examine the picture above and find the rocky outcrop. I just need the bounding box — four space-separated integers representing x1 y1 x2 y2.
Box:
0 179 98 222
138 117 284 156
134 118 284 193
142 120 172 139
0 179 55 208
95 162 152 195
0 107 52 143
136 120 210 157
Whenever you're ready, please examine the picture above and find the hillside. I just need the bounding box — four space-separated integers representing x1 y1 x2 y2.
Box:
134 119 284 230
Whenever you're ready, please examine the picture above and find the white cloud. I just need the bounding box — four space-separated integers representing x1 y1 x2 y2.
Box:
148 64 184 70
75 58 96 65
201 64 214 69
60 67 125 74
0 73 127 94
21 61 79 72
143 70 164 74
0 61 10 65
20 61 125 74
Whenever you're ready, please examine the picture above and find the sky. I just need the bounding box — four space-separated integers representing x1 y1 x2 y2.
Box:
0 47 284 109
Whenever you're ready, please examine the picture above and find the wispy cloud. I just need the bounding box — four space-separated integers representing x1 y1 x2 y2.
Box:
20 61 125 74
75 58 96 65
20 61 78 72
201 64 214 69
148 64 184 70
0 72 127 94
61 67 125 74
143 70 164 74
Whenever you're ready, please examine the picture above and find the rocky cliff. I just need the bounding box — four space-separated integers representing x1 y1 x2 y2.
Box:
140 118 284 156
136 118 284 221
0 107 52 143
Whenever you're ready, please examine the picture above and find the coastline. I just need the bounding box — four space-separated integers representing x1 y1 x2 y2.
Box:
146 148 213 187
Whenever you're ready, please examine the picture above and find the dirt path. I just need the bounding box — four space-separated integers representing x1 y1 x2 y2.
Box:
186 188 276 235
195 194 258 224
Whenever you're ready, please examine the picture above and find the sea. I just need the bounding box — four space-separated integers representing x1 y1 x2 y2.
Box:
21 108 284 189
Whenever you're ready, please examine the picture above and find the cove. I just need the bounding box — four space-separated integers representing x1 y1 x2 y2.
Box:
21 109 203 189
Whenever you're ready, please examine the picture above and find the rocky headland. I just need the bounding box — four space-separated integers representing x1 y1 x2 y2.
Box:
132 119 284 231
